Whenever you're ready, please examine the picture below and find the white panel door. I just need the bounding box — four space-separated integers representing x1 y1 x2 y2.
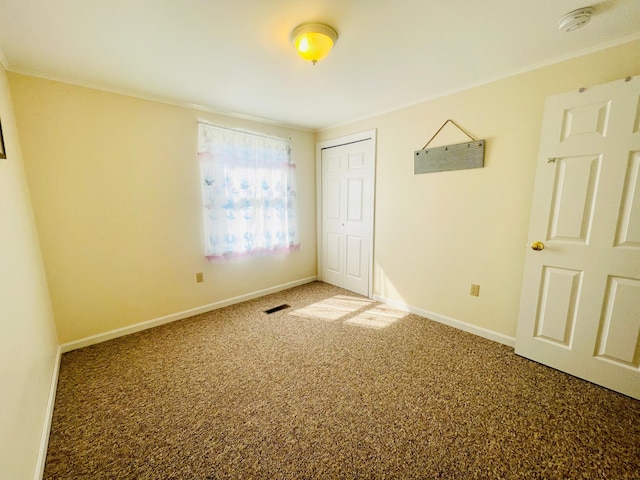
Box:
321 139 374 296
516 76 640 399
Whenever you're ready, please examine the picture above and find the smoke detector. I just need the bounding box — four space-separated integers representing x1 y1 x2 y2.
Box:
558 7 595 32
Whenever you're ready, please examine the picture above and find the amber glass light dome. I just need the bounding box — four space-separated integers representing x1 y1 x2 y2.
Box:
291 23 338 65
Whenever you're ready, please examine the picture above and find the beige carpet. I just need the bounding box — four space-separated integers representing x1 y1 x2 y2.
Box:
44 281 640 479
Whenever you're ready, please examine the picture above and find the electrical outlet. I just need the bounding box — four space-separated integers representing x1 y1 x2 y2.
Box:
196 272 204 283
470 284 480 296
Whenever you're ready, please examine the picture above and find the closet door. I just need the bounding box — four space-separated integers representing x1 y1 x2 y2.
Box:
320 137 375 296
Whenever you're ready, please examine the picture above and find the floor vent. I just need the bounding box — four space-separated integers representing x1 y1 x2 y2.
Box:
264 304 291 314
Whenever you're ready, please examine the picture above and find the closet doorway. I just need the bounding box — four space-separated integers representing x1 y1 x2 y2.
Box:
316 130 376 297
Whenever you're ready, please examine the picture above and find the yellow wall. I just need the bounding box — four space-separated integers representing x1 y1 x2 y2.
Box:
7 38 640 349
5 34 638 480
318 38 640 338
9 75 317 344
0 66 59 479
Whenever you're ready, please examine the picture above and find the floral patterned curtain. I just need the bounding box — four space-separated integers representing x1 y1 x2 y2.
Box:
197 123 300 259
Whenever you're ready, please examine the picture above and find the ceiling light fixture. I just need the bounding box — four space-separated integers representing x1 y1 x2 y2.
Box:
291 23 338 65
558 7 595 32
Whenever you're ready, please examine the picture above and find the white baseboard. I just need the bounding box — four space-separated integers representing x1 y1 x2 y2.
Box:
34 346 62 480
60 276 318 353
372 294 516 348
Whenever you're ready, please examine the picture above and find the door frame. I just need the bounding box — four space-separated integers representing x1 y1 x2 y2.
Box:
316 129 377 298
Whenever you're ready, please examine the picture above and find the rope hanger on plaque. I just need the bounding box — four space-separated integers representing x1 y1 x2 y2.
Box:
414 119 485 174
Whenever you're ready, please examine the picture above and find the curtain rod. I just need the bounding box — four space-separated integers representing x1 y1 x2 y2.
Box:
198 121 291 142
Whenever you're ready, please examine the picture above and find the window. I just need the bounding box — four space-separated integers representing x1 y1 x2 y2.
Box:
197 123 300 259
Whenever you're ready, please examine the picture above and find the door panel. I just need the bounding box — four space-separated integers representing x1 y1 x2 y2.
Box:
616 153 640 246
346 235 363 278
347 178 363 222
320 138 374 296
560 101 610 141
326 178 341 220
348 152 365 169
548 155 600 242
326 233 341 274
516 76 640 400
595 276 640 367
535 267 581 347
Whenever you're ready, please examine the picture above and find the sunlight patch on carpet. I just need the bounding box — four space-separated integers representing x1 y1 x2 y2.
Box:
289 295 404 329
345 303 406 329
289 295 373 321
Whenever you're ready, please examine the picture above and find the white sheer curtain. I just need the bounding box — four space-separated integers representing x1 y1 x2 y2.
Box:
197 123 300 259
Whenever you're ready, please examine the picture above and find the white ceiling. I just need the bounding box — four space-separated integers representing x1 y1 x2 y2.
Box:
0 0 639 131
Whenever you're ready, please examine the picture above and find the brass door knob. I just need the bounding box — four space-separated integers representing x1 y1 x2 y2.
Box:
530 241 545 251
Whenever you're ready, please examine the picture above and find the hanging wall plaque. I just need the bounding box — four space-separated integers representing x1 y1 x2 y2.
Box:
414 119 485 174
